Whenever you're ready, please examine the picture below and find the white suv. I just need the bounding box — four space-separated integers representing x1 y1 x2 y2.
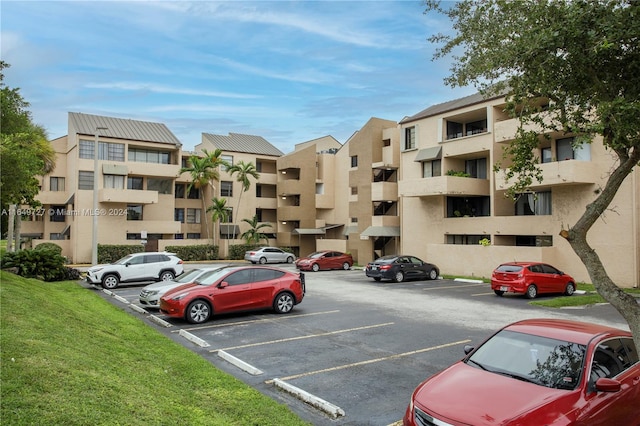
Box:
86 252 184 289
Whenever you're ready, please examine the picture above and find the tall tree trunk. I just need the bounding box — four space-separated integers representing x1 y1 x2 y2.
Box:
562 149 640 354
7 204 15 252
14 212 21 251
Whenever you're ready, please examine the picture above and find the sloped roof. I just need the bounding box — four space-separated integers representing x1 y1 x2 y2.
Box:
399 90 506 124
202 132 284 156
69 112 181 146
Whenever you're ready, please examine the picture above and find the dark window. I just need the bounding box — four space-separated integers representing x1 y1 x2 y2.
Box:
447 121 463 139
465 158 487 179
78 171 94 190
351 156 358 168
224 269 253 286
187 186 200 199
446 196 490 217
404 127 416 149
515 192 552 216
50 206 66 222
147 178 172 194
557 137 575 161
174 208 185 223
221 181 233 197
175 184 185 198
128 177 143 190
127 205 143 221
50 177 65 191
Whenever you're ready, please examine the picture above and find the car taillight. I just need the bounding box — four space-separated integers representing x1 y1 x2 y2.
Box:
178 260 184 264
380 265 392 271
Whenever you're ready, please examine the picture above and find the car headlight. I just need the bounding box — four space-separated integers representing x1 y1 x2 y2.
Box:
171 293 187 301
90 267 103 273
147 290 158 296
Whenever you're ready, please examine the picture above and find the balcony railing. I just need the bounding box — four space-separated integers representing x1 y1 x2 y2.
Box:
399 176 490 197
495 160 597 191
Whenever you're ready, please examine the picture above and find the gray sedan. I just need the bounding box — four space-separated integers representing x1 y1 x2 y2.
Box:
244 247 296 264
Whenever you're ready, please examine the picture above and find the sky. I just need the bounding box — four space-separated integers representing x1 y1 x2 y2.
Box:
1 0 475 154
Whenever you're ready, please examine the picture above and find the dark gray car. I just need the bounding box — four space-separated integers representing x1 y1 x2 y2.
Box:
365 255 439 283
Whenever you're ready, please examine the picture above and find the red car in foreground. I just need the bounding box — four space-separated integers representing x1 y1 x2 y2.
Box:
295 250 353 272
491 262 576 299
403 319 640 426
160 265 305 323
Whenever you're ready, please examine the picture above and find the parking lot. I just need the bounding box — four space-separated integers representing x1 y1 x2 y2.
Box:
85 264 630 426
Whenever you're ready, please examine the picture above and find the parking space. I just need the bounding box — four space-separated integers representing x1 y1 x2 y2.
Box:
86 264 629 426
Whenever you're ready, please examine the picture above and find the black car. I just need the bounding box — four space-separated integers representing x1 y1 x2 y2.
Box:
365 255 439 283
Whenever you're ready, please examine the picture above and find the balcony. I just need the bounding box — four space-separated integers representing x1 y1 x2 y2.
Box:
494 116 555 143
278 179 302 195
127 162 181 177
277 205 300 221
371 181 398 201
495 160 597 191
316 193 334 209
371 216 400 228
99 189 158 204
442 132 492 158
255 197 277 210
258 172 278 185
124 220 182 234
37 191 70 205
372 142 399 169
399 176 490 198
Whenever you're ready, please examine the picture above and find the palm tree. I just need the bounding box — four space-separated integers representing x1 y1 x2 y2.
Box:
206 197 230 249
227 160 260 240
240 215 272 246
179 148 227 241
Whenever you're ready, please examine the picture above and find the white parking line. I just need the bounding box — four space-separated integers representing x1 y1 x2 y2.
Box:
174 310 341 333
265 339 471 383
210 322 395 352
423 283 486 290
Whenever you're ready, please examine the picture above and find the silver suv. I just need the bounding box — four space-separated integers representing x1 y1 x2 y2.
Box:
86 252 184 289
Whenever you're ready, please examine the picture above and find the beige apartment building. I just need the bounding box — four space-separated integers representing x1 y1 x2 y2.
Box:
23 93 640 288
398 92 640 287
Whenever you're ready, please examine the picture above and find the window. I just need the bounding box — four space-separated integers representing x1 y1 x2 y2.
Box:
351 217 358 223
446 121 463 139
316 183 324 195
187 186 200 199
128 148 171 164
79 140 125 161
557 137 591 161
465 158 487 179
541 147 553 163
128 177 143 190
351 155 358 168
147 178 172 194
78 171 94 190
404 127 416 150
446 196 490 217
221 155 233 171
50 233 64 240
515 191 552 216
223 208 233 223
466 119 487 136
423 160 441 178
221 181 233 197
175 184 185 198
187 233 200 239
50 177 65 191
515 235 553 247
174 233 184 239
446 235 487 245
256 185 262 198
50 206 66 222
127 205 143 220
351 186 358 195
104 174 124 189
187 208 201 224
174 208 185 223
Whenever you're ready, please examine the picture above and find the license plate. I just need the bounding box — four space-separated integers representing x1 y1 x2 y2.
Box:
500 286 509 291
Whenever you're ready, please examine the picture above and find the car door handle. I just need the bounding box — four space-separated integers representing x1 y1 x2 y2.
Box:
633 376 640 385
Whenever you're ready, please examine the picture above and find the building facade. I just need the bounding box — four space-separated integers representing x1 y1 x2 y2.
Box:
24 91 640 287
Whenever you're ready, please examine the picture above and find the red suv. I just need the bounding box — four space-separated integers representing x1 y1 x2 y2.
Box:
160 265 305 323
491 262 576 299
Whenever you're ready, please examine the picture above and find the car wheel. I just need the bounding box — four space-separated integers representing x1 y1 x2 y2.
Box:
564 282 576 296
312 263 320 272
186 300 211 324
274 292 294 314
342 262 350 270
160 271 174 281
394 271 405 283
286 256 294 264
259 257 267 264
102 274 119 289
428 268 438 280
494 289 504 296
526 284 538 299
373 277 382 282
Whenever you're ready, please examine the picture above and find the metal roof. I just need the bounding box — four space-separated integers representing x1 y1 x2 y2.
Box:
69 112 181 146
202 132 284 156
399 90 506 124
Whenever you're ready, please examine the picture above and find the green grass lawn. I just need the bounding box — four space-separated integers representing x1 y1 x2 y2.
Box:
0 271 310 426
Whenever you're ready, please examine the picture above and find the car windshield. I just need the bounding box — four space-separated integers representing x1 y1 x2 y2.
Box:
174 269 208 284
466 330 586 390
195 268 236 286
308 252 324 259
113 255 134 265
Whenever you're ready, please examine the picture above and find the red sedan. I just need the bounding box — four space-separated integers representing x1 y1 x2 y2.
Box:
295 251 353 272
491 262 576 299
404 319 640 426
160 265 305 323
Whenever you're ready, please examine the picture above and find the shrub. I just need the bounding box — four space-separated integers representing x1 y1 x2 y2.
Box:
97 244 144 263
33 242 63 254
0 249 79 282
165 245 218 261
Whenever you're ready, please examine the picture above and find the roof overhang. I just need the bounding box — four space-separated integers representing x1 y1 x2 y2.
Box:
360 226 400 237
293 228 326 235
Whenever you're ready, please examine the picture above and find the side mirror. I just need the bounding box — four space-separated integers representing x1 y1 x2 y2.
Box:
595 377 621 393
464 345 475 355
218 281 228 289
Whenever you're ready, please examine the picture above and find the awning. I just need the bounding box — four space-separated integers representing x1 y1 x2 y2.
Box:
61 225 71 237
219 224 240 235
293 228 325 235
322 224 343 231
65 193 75 205
360 226 401 237
414 146 442 162
343 225 358 236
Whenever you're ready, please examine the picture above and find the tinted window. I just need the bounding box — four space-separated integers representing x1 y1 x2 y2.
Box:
541 264 561 274
497 265 523 273
254 268 285 282
529 265 543 273
224 269 253 286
